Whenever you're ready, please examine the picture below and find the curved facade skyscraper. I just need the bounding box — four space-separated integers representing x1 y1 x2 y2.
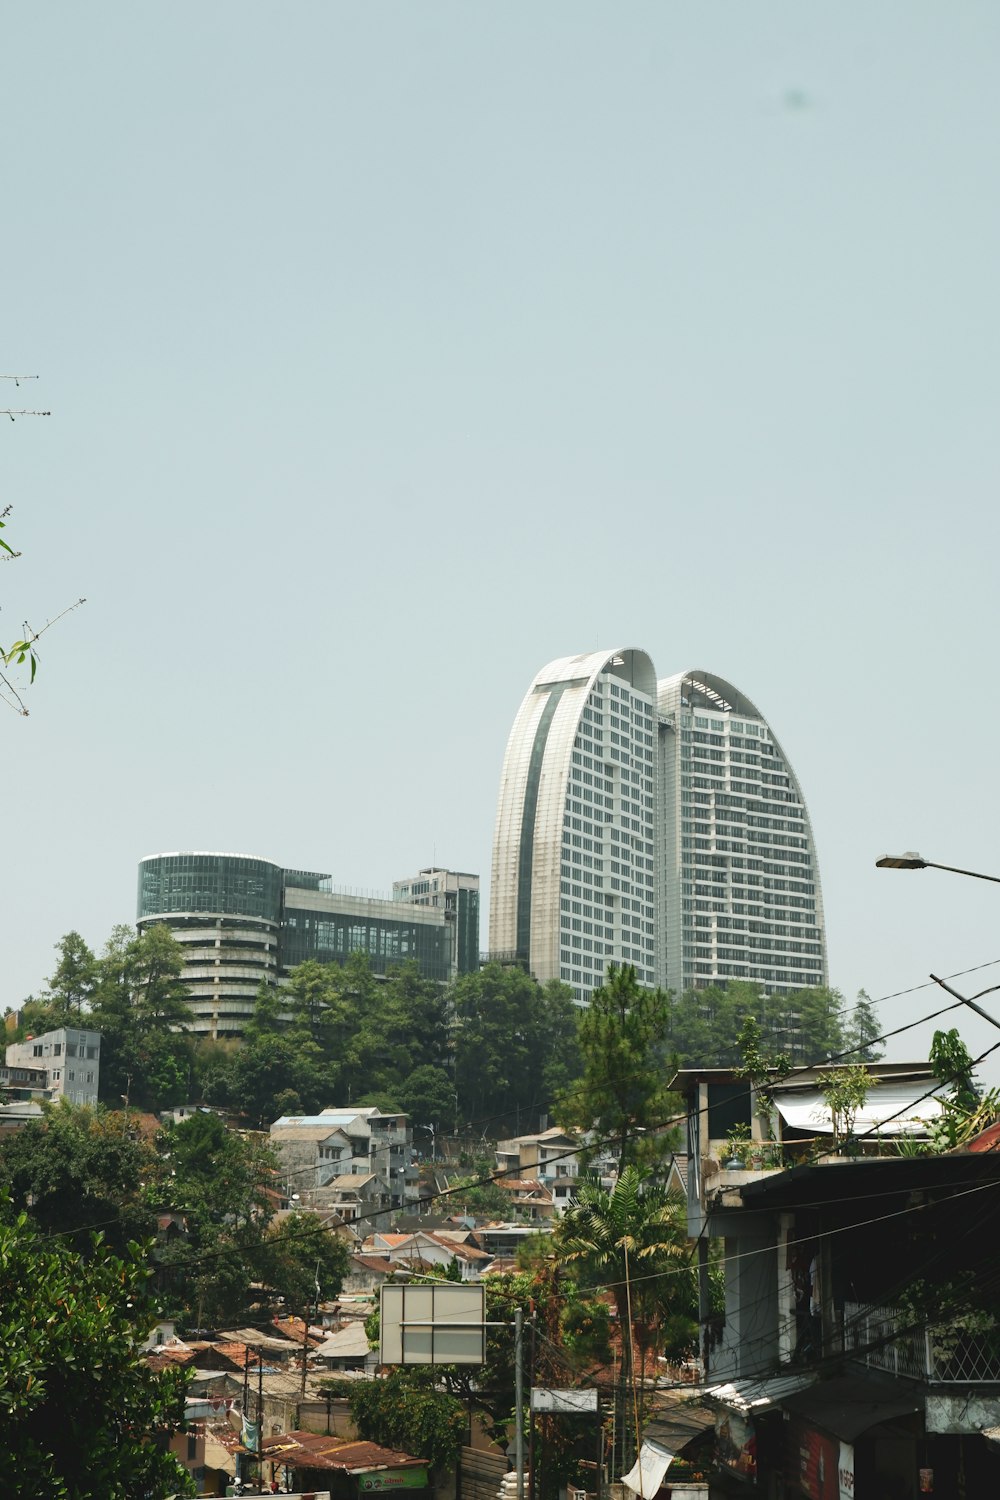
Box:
490 651 827 1003
490 648 660 1000
657 669 826 998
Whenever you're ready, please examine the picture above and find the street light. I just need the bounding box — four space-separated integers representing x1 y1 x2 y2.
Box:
876 850 1000 1036
876 852 1000 885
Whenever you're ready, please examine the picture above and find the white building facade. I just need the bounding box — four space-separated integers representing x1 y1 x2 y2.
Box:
658 670 826 997
490 650 826 1003
5 1026 101 1106
490 648 660 1001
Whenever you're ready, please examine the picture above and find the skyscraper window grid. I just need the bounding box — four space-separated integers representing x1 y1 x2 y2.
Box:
658 671 827 997
491 652 827 1006
490 649 661 1004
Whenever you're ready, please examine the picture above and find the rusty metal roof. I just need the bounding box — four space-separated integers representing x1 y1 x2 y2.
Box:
260 1431 427 1473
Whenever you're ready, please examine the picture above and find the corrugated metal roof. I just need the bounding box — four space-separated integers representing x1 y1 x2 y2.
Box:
706 1372 815 1415
261 1431 426 1473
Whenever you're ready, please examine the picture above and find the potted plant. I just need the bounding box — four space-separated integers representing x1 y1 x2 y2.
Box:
723 1122 752 1169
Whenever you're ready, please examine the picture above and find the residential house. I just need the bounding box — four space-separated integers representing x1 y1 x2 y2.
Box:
342 1252 396 1295
663 1062 1000 1497
313 1322 377 1372
269 1120 355 1200
363 1229 493 1280
496 1126 582 1213
4 1025 102 1106
497 1178 555 1222
310 1171 392 1231
270 1106 419 1209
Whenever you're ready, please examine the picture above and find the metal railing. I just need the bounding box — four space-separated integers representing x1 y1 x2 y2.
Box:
844 1301 1000 1383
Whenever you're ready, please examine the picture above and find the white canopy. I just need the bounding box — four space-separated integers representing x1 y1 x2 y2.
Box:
773 1080 943 1137
621 1440 674 1497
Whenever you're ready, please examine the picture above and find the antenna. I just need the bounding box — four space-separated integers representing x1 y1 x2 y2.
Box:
0 375 40 388
2 410 51 421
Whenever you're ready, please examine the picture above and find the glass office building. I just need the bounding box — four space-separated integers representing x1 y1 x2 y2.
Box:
138 852 475 1037
490 650 827 1004
391 867 481 978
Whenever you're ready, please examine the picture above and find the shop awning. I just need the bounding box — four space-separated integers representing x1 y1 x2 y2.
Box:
773 1081 942 1137
643 1396 716 1455
706 1371 816 1415
782 1374 922 1440
621 1439 674 1498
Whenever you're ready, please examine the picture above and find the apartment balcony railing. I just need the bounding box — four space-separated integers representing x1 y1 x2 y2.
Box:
843 1301 1000 1383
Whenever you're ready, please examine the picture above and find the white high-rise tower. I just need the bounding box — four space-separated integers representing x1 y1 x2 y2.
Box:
490 650 826 1003
490 648 660 1002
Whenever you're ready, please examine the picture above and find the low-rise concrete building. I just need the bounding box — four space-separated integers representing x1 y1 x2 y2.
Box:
5 1025 101 1106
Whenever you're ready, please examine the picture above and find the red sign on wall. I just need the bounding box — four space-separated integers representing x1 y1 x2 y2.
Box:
786 1418 839 1500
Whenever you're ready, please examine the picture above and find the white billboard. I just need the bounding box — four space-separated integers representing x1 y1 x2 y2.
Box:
380 1283 486 1366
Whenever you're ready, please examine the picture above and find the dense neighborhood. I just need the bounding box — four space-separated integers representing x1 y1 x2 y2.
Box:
4 951 1000 1498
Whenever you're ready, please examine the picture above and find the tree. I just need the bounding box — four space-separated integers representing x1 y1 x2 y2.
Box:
929 1027 979 1114
558 964 678 1174
0 1203 193 1497
452 964 580 1131
818 1066 876 1149
0 1098 157 1255
399 1064 456 1133
554 1168 694 1473
262 1212 351 1312
155 1111 281 1327
842 989 884 1063
348 1369 467 1471
734 1014 789 1144
667 982 847 1068
88 924 195 1110
45 930 98 1015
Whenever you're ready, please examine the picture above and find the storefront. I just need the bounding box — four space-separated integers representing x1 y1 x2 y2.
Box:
260 1432 430 1500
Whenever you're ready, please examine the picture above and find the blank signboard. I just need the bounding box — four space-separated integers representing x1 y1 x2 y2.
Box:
380 1283 486 1365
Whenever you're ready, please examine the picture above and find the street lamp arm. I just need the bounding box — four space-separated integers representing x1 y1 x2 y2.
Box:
876 854 1000 885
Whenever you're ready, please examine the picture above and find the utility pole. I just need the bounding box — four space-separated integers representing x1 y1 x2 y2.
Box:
515 1308 525 1500
257 1347 265 1490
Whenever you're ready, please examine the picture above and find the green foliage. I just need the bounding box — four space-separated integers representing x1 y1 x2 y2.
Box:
930 1027 980 1114
261 1213 351 1310
399 1064 457 1132
818 1066 876 1148
554 1166 694 1469
667 981 847 1068
735 1014 790 1142
349 1369 467 1470
86 923 195 1111
198 957 460 1130
452 965 581 1132
557 964 678 1173
0 1099 157 1254
0 1204 194 1498
446 1175 512 1218
843 989 884 1063
153 1112 282 1326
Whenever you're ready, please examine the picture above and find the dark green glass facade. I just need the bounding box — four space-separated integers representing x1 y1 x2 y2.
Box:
281 903 451 981
138 853 287 924
455 886 480 975
137 852 464 1034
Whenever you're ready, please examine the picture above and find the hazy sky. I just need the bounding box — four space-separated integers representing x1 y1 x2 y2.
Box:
4 3 1000 1079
